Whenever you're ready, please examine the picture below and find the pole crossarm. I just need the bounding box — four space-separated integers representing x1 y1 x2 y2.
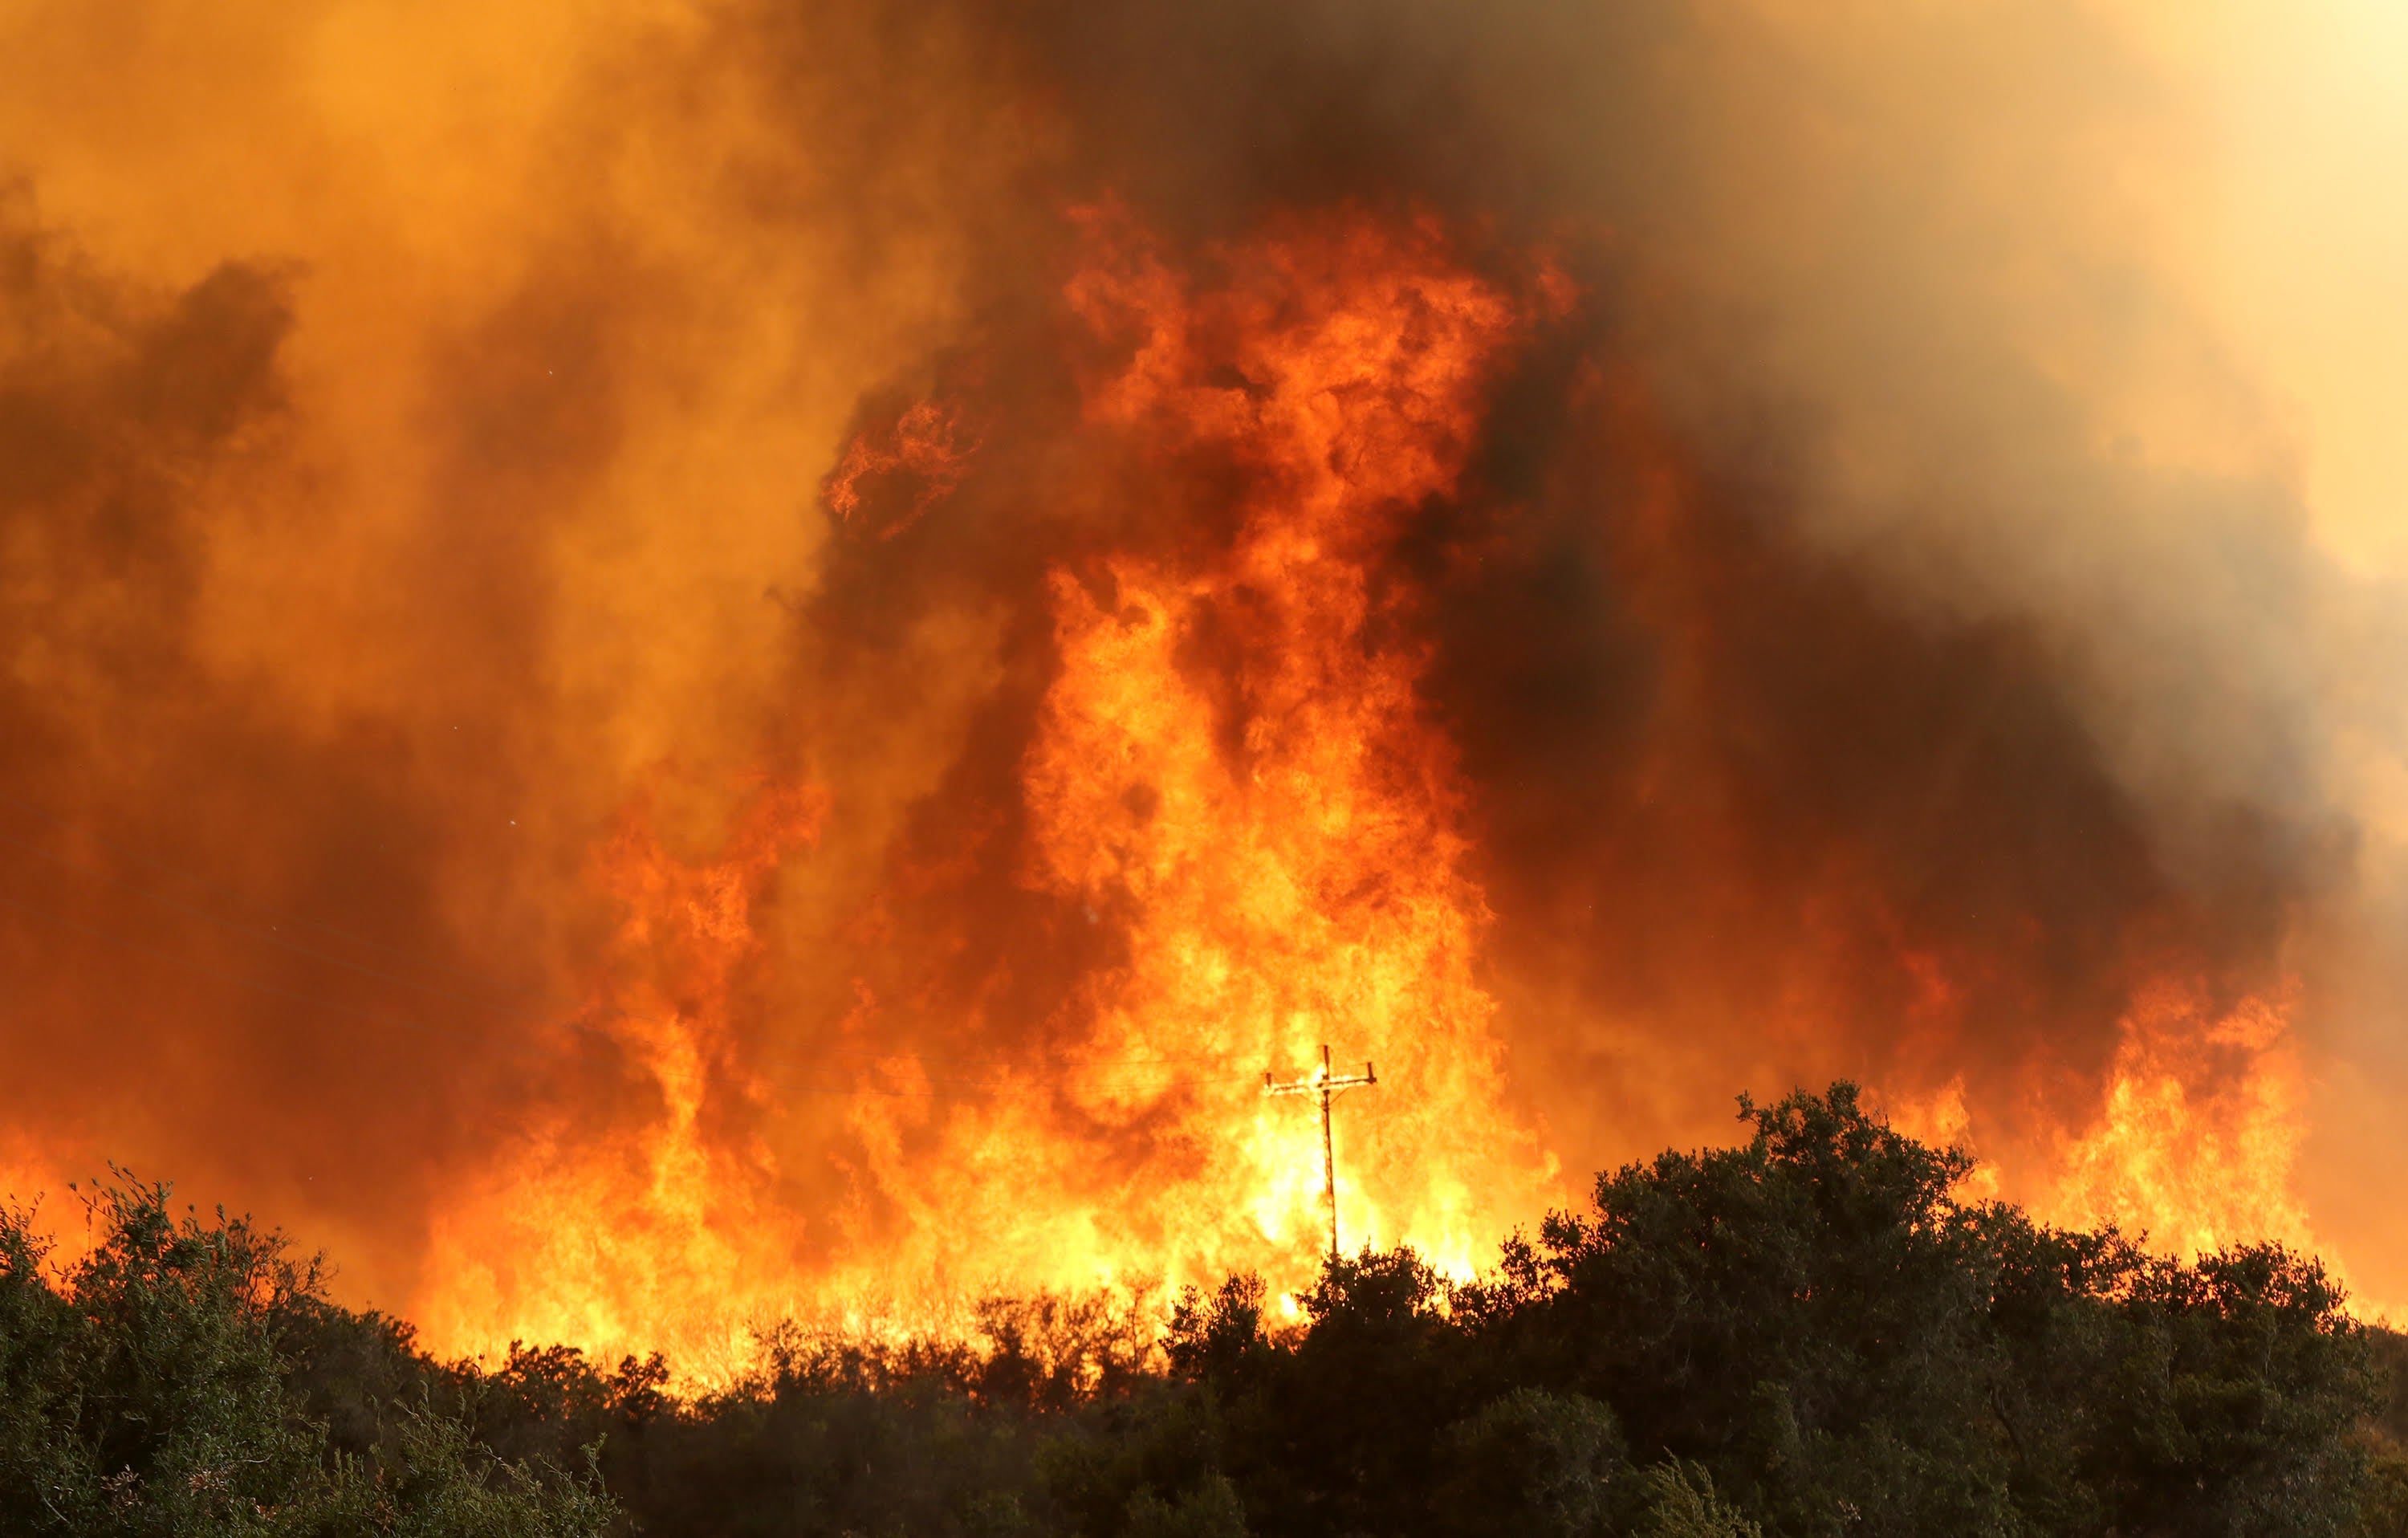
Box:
1264 1043 1378 1262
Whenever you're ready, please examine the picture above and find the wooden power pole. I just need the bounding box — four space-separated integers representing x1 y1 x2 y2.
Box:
1265 1044 1377 1262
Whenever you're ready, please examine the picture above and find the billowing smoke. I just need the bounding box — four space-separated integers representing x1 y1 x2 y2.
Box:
1 0 2402 1349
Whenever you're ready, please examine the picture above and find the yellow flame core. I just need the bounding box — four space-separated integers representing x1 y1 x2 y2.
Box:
1016 214 1560 1284
2051 984 2313 1261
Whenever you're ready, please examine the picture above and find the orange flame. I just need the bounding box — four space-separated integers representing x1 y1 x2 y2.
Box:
2048 983 2314 1260
402 212 1563 1369
1016 212 1562 1279
825 214 1563 1296
823 399 977 542
413 782 826 1373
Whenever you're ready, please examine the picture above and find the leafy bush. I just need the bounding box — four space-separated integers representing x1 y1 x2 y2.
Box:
0 1177 611 1537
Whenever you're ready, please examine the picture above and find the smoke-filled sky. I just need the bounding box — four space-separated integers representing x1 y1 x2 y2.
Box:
1 0 2404 1342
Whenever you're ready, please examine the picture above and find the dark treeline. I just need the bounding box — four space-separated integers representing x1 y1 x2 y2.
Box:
6 1084 2407 1536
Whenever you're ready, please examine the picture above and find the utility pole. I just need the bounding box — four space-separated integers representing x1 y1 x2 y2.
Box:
1265 1044 1377 1262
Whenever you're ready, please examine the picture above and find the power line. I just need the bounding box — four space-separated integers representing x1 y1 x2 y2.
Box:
1266 1044 1378 1262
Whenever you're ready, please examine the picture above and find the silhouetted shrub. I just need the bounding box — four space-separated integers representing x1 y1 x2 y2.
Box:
0 1177 611 1536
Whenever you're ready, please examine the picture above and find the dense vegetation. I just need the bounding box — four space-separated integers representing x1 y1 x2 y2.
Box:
6 1084 2404 1536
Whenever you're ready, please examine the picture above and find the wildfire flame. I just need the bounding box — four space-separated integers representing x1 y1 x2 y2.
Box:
2050 983 2315 1263
414 783 827 1371
401 213 1562 1368
1884 985 2337 1291
824 400 977 543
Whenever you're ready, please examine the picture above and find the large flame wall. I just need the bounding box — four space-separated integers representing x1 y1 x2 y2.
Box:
1 0 2404 1361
